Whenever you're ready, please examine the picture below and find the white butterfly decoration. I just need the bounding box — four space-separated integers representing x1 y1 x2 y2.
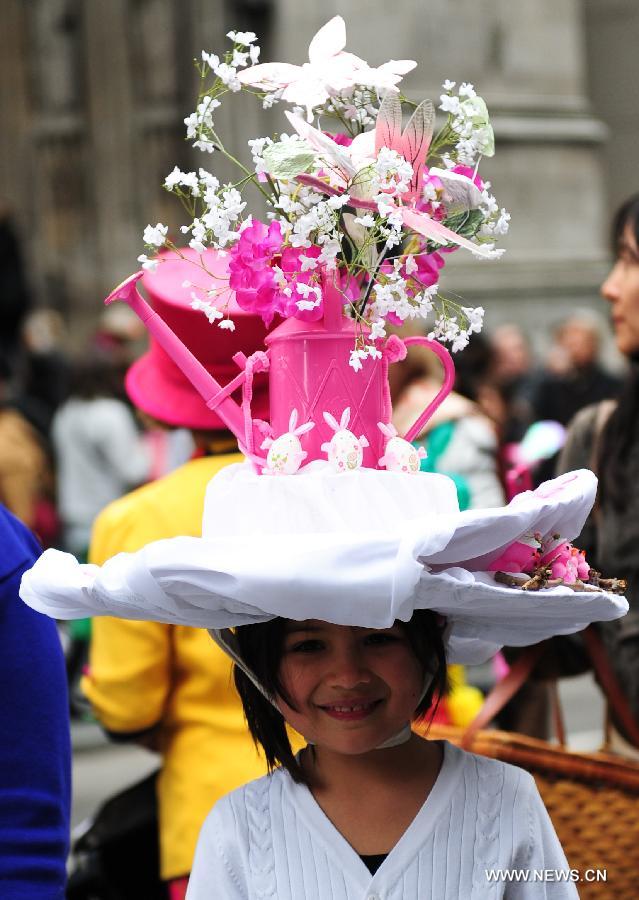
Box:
285 93 497 258
237 15 416 122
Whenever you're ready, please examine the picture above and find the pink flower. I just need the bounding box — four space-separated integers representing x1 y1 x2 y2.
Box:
229 220 283 326
327 132 353 147
488 540 539 575
539 541 590 585
411 251 445 289
451 164 485 192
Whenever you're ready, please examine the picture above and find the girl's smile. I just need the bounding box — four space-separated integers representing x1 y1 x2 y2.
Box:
277 619 425 754
317 698 384 720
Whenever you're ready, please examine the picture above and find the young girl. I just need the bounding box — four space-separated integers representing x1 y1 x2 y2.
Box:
186 611 576 899
22 456 626 897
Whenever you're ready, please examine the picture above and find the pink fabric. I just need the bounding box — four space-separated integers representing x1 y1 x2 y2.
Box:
167 877 189 900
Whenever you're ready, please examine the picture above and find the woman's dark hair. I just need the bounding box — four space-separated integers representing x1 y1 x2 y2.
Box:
233 610 448 784
597 194 639 511
67 349 125 401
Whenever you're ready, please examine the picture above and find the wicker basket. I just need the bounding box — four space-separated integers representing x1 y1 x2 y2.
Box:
425 724 639 899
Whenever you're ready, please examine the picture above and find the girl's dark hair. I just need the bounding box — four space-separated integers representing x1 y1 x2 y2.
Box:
597 194 639 511
233 610 448 784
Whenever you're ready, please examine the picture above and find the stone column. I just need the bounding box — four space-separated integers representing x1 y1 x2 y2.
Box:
83 0 138 293
0 1 31 220
584 0 639 217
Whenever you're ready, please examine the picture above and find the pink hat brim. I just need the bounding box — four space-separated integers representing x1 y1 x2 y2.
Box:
126 352 269 431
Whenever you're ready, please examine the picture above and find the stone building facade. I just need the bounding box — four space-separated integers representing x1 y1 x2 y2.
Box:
0 0 634 340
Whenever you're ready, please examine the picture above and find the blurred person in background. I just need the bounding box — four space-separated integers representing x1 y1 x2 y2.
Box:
532 310 620 428
0 502 70 899
557 194 639 757
489 322 540 442
52 346 150 711
0 205 32 367
392 329 506 511
52 347 150 560
530 311 620 486
0 351 51 532
17 309 71 443
80 267 303 900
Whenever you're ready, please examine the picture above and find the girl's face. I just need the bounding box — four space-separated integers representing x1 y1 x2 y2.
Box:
277 619 425 756
601 224 639 357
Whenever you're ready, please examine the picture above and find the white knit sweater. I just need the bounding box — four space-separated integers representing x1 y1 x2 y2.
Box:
187 741 577 899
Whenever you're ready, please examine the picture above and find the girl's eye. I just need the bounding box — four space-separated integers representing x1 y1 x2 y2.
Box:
364 632 399 646
287 639 324 654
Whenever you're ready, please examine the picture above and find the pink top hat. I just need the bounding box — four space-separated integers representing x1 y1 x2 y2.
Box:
126 248 269 430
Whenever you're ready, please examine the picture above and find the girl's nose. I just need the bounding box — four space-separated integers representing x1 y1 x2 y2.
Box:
328 649 372 690
601 262 621 303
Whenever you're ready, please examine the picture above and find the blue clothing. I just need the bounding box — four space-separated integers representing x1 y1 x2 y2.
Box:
0 505 70 898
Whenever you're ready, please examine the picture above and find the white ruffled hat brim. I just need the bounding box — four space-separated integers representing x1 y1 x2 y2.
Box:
20 464 627 664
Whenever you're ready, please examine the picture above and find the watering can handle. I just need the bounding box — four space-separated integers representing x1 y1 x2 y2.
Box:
399 337 456 444
105 271 264 457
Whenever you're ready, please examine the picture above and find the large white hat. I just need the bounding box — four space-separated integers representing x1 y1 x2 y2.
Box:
20 462 627 664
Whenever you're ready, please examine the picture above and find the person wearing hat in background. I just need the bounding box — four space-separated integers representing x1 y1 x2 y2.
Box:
81 250 303 900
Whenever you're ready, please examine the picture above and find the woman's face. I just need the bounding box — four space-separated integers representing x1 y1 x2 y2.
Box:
601 224 639 357
277 619 425 756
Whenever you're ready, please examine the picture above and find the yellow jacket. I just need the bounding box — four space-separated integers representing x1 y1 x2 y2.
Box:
82 454 303 879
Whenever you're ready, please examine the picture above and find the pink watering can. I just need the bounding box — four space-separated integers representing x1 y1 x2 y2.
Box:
106 250 456 471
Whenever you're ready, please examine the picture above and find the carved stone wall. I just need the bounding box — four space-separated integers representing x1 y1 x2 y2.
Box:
0 0 622 340
584 0 639 216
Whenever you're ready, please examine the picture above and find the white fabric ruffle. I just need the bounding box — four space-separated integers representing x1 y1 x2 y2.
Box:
19 466 628 663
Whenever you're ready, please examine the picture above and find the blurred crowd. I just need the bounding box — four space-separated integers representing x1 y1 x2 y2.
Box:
2 199 637 898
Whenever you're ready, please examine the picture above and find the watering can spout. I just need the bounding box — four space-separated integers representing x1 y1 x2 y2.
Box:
104 272 264 459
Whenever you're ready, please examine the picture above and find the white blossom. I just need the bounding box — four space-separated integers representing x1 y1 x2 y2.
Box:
218 319 236 330
353 214 375 228
370 320 387 341
137 254 159 272
374 148 413 195
349 348 365 372
143 223 168 247
404 254 418 275
231 49 249 68
227 30 257 46
201 51 220 70
215 63 241 91
164 166 200 196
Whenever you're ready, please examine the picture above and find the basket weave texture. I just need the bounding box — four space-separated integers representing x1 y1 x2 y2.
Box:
425 725 639 899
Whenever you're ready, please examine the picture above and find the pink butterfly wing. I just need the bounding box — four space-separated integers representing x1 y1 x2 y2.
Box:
401 99 434 199
401 207 495 257
375 94 403 155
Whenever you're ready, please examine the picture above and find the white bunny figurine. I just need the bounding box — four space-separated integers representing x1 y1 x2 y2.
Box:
321 407 369 472
377 422 426 473
261 409 314 475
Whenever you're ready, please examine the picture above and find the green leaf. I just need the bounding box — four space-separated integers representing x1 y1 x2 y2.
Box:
262 141 316 179
444 209 485 239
